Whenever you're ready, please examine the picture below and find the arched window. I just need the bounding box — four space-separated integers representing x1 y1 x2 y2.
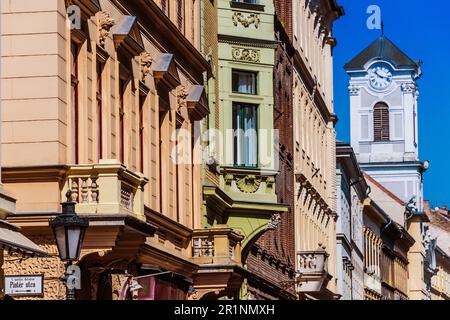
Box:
373 102 390 141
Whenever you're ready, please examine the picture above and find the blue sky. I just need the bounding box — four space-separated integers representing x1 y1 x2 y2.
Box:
332 0 450 206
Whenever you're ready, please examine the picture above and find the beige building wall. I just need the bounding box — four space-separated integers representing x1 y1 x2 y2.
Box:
1 0 209 300
292 0 343 298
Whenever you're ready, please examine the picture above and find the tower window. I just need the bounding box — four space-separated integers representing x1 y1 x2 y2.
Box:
373 102 390 141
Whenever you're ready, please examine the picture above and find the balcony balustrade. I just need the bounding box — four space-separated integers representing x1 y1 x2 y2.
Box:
191 225 243 265
62 159 148 220
296 250 331 293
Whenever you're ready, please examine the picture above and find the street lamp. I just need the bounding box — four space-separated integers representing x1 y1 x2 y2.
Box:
50 190 89 300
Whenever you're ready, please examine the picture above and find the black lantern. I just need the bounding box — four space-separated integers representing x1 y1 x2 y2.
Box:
50 191 89 261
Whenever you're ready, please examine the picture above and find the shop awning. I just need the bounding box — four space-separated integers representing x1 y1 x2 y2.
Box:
0 220 48 257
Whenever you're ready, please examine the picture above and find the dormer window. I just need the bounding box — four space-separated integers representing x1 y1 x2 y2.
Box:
373 102 390 141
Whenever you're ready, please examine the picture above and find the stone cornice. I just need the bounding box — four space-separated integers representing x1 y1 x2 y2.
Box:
144 206 192 239
218 34 279 49
1 165 69 183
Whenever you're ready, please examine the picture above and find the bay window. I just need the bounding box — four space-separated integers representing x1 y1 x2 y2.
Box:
233 103 258 167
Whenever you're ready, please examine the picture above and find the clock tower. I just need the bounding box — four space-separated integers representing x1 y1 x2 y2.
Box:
344 35 427 207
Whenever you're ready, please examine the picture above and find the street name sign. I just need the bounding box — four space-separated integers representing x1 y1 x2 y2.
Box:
4 275 44 297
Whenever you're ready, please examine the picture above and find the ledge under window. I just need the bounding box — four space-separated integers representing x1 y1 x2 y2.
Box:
229 1 265 12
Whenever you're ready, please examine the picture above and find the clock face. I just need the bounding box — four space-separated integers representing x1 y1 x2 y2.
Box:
369 65 393 90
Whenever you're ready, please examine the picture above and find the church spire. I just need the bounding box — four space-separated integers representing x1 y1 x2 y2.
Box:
381 21 385 36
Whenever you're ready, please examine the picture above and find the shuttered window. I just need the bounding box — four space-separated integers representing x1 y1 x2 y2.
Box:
373 102 390 141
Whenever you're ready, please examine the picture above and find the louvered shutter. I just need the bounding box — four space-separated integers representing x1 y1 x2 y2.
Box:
373 103 390 141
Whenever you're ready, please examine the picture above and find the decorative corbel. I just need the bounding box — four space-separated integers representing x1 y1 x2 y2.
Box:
98 11 115 47
177 84 189 110
139 52 153 81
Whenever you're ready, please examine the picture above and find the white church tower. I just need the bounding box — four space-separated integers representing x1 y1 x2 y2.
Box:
345 35 428 206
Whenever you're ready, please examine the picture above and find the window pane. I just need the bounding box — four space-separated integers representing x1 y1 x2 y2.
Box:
233 103 257 167
232 70 256 94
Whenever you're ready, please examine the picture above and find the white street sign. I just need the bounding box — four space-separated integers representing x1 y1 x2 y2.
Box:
4 275 44 297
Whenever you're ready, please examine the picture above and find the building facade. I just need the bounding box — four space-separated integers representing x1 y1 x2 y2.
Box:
363 173 415 300
345 35 426 207
1 0 211 300
199 0 291 300
291 0 344 299
424 202 450 300
345 34 433 300
335 142 367 300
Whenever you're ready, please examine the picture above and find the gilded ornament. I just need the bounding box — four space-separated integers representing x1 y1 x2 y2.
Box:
231 47 260 63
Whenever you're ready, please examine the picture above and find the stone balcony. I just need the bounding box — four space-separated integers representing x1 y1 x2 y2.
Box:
296 250 332 293
191 225 243 265
62 159 148 221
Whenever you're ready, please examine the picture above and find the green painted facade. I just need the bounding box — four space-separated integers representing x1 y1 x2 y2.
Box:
203 0 286 259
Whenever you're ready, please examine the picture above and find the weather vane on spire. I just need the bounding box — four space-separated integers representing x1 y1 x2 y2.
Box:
381 20 385 36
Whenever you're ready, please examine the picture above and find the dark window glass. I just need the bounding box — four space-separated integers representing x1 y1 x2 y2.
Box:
232 70 257 95
233 103 258 167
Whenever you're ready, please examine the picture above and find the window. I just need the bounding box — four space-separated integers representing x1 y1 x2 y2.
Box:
373 102 390 141
161 0 168 14
177 0 184 32
119 79 126 163
233 103 258 167
70 42 79 164
139 96 145 172
232 70 257 95
96 62 103 161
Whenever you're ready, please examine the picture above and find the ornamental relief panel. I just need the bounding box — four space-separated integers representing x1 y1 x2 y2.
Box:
231 47 260 63
235 175 262 193
232 12 260 28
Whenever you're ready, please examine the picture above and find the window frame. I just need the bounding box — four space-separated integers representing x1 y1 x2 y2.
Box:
70 42 80 164
373 102 390 142
232 102 258 168
232 69 258 95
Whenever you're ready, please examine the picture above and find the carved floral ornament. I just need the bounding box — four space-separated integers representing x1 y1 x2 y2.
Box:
231 47 260 63
98 11 115 46
232 12 260 28
139 52 153 81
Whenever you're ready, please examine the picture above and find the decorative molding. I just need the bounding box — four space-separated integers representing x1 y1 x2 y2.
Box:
266 213 282 230
235 175 261 194
139 52 153 81
231 47 260 63
232 12 260 28
348 85 360 96
176 85 188 109
98 11 115 47
401 83 416 94
218 34 278 49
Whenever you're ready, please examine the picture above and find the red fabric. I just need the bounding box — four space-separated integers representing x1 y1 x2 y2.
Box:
137 277 185 300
